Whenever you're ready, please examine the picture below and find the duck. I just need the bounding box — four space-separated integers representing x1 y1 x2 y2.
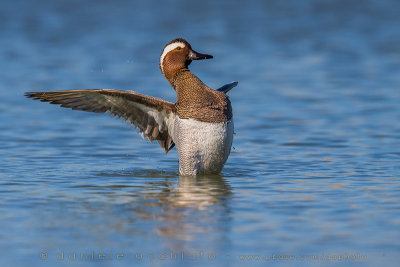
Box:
25 38 238 176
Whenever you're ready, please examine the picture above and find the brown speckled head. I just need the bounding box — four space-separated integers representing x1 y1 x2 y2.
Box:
159 38 212 85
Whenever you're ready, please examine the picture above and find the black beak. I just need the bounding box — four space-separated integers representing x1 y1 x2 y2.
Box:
187 49 213 60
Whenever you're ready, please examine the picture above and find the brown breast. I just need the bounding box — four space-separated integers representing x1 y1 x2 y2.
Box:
173 69 232 123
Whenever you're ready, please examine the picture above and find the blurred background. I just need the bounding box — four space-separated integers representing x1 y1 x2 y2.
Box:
0 0 399 266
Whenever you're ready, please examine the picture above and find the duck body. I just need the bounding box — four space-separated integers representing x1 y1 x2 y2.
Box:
25 38 237 176
170 67 234 175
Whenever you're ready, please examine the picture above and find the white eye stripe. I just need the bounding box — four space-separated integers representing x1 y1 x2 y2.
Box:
159 42 186 72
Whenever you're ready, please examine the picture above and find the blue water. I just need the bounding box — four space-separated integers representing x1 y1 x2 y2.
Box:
1 0 399 266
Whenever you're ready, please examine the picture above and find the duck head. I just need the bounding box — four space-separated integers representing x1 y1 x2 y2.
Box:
159 38 213 84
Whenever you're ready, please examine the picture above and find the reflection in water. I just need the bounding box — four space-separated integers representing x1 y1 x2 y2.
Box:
143 173 232 242
74 170 232 243
171 174 232 210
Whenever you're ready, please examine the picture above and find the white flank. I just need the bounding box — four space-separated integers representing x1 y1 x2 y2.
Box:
173 117 234 175
159 42 185 73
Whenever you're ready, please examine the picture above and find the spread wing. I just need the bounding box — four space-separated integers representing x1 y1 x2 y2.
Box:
25 89 177 153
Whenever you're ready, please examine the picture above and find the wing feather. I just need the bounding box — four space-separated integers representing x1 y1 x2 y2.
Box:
25 89 176 153
216 81 238 94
